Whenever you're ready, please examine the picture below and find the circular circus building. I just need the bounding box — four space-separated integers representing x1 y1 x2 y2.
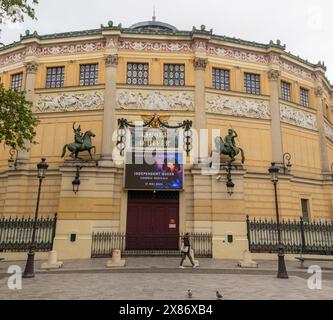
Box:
0 18 332 261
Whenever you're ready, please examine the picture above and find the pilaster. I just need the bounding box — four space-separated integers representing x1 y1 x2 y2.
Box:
268 69 284 165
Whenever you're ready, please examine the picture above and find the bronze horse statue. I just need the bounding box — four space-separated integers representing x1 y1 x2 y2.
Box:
61 128 96 160
214 129 245 164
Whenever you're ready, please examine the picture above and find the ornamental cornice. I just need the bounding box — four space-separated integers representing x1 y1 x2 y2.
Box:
280 104 317 130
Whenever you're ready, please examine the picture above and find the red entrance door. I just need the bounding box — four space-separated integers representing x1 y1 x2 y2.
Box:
126 191 179 250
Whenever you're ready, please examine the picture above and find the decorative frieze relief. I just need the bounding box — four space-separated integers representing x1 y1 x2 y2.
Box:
207 45 269 64
280 104 317 130
35 91 104 113
325 123 333 142
206 94 271 119
279 60 315 81
116 91 194 111
118 40 192 52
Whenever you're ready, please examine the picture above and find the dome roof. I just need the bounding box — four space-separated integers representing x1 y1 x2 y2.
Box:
129 16 177 32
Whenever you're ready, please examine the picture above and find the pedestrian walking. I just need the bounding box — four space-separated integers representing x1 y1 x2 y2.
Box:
179 233 197 268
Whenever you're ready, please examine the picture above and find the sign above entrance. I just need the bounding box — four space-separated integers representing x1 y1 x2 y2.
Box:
124 152 183 190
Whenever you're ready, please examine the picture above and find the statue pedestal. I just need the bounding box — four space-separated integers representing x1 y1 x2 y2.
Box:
106 249 126 267
40 250 63 270
238 250 258 268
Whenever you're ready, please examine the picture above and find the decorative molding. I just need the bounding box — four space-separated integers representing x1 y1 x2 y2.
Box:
207 45 269 64
105 54 118 67
325 122 333 142
206 94 271 119
267 69 280 81
280 104 317 130
0 42 106 68
0 51 25 67
34 41 106 56
193 57 208 70
279 60 315 81
314 86 323 98
116 91 194 111
118 39 193 52
34 91 104 113
24 61 38 73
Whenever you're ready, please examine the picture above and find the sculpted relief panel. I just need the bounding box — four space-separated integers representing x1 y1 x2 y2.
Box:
206 93 271 119
325 123 333 142
280 104 317 130
116 91 194 111
35 91 104 113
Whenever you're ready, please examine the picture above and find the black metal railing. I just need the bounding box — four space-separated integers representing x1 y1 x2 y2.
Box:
247 216 333 255
0 213 58 252
91 232 213 258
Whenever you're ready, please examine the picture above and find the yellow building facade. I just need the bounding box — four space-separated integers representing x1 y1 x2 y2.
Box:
0 19 332 260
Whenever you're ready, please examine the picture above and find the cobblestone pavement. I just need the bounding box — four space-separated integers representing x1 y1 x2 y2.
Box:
0 257 333 300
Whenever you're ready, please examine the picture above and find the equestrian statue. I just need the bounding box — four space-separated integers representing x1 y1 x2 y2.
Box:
61 122 96 160
214 128 245 164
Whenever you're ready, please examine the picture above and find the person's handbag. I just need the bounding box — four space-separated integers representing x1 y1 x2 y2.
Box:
181 244 189 253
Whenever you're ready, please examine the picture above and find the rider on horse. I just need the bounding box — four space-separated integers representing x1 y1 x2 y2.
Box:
73 123 84 147
224 129 238 159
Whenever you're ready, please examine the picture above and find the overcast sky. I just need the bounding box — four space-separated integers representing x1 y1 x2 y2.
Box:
1 0 333 81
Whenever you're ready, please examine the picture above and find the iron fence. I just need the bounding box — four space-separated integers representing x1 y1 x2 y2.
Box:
246 216 333 255
0 214 57 252
91 232 212 258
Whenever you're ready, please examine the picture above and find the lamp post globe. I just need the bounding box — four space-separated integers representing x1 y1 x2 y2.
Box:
23 158 48 278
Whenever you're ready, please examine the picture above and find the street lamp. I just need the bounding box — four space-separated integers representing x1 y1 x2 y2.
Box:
23 158 48 278
226 163 234 196
72 165 82 194
268 162 289 279
283 152 292 174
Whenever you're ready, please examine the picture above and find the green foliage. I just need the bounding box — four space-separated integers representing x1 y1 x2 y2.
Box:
0 84 39 150
0 0 38 24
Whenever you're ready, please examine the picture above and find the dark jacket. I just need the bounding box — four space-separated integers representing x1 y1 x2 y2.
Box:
183 236 190 248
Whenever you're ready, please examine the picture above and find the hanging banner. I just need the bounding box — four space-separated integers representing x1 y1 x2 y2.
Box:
124 152 183 190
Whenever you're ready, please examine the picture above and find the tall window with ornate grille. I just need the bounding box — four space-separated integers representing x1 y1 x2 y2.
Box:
11 72 23 92
79 64 98 86
212 68 230 91
244 73 260 95
46 66 65 88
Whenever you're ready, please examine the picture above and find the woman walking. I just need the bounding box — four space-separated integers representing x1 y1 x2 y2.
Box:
179 233 197 268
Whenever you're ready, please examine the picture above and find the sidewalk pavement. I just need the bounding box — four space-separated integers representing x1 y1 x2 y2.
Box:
1 256 333 275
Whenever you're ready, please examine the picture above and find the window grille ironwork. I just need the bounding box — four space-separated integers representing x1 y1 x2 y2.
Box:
11 72 23 92
79 64 98 86
163 64 185 86
126 63 149 85
46 66 65 88
244 73 260 95
212 68 230 91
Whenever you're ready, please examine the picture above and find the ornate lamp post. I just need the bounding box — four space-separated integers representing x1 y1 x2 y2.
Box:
226 163 234 196
268 162 289 279
283 152 292 174
72 165 81 194
23 158 48 278
8 148 18 169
